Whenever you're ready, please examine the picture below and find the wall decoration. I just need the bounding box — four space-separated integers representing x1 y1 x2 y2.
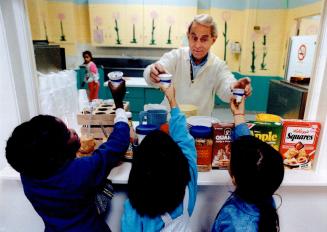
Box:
94 16 104 43
130 15 138 44
57 13 66 41
113 12 121 45
250 32 259 73
221 11 231 61
149 10 158 45
260 25 271 70
166 16 175 44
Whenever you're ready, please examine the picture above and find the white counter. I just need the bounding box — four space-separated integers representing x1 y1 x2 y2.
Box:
104 77 154 88
2 163 327 187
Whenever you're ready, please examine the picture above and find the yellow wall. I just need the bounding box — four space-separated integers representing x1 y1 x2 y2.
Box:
299 17 320 35
88 4 196 48
26 1 323 74
26 0 48 40
26 0 89 55
75 4 91 43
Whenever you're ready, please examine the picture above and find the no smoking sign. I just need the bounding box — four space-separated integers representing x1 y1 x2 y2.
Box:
298 44 306 61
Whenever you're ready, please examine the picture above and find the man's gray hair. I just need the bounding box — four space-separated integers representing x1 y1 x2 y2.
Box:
187 14 218 37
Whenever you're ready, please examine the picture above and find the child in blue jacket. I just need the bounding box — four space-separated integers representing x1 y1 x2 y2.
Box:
212 96 284 232
121 84 197 231
5 81 130 232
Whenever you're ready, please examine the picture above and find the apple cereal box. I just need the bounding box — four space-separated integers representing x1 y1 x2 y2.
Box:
280 120 321 169
247 121 283 151
212 123 234 169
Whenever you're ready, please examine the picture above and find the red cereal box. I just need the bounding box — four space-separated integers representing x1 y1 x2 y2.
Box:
212 123 234 169
280 120 321 169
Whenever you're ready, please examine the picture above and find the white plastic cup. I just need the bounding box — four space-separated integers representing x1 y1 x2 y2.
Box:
158 73 172 87
108 71 123 87
232 88 245 103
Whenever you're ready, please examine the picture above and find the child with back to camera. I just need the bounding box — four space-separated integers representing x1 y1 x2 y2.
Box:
211 96 284 232
5 81 130 232
121 84 197 232
82 50 100 101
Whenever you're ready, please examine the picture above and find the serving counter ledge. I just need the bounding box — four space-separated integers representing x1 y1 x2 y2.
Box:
2 163 327 187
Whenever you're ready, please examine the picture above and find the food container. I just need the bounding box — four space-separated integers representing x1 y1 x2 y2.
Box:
186 116 219 129
232 88 245 103
256 113 282 123
139 109 167 129
247 121 283 151
77 136 96 157
190 126 213 172
158 73 172 87
212 123 234 169
135 124 158 145
160 123 169 134
280 120 321 169
179 104 198 118
108 71 123 87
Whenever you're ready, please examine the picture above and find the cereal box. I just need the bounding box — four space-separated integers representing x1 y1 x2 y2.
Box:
212 123 234 169
247 121 283 151
280 120 321 170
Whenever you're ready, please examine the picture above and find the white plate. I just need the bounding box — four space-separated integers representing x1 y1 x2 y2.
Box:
187 116 219 128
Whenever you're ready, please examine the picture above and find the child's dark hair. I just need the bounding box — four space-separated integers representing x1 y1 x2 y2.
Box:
82 50 93 61
6 115 79 179
128 130 190 217
230 136 284 232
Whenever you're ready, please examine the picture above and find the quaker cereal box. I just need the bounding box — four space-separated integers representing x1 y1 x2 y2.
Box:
247 121 283 151
280 120 321 170
212 123 234 169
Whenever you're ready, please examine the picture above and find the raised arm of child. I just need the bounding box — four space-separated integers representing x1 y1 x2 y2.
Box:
160 84 198 215
75 80 130 187
230 96 250 140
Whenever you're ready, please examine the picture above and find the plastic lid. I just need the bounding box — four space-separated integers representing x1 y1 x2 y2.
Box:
136 124 158 135
190 126 212 138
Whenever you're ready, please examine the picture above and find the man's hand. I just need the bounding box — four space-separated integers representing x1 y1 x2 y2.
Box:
232 77 252 97
150 63 166 83
159 84 177 108
108 80 126 109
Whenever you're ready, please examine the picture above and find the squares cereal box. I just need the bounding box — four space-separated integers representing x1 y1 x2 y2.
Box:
280 120 321 170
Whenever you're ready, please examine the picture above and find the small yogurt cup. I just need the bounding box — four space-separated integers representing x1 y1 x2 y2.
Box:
108 71 123 87
158 73 172 87
232 88 245 103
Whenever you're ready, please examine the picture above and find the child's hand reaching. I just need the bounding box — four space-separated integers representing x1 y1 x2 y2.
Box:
159 84 177 108
230 96 246 125
108 80 126 109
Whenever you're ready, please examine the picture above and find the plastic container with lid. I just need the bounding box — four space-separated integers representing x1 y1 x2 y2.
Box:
135 124 158 145
190 126 213 172
179 104 198 118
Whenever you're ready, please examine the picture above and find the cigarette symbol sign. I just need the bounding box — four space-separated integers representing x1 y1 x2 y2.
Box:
298 44 306 61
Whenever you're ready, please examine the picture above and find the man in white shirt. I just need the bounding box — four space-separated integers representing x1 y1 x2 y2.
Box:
143 14 252 116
